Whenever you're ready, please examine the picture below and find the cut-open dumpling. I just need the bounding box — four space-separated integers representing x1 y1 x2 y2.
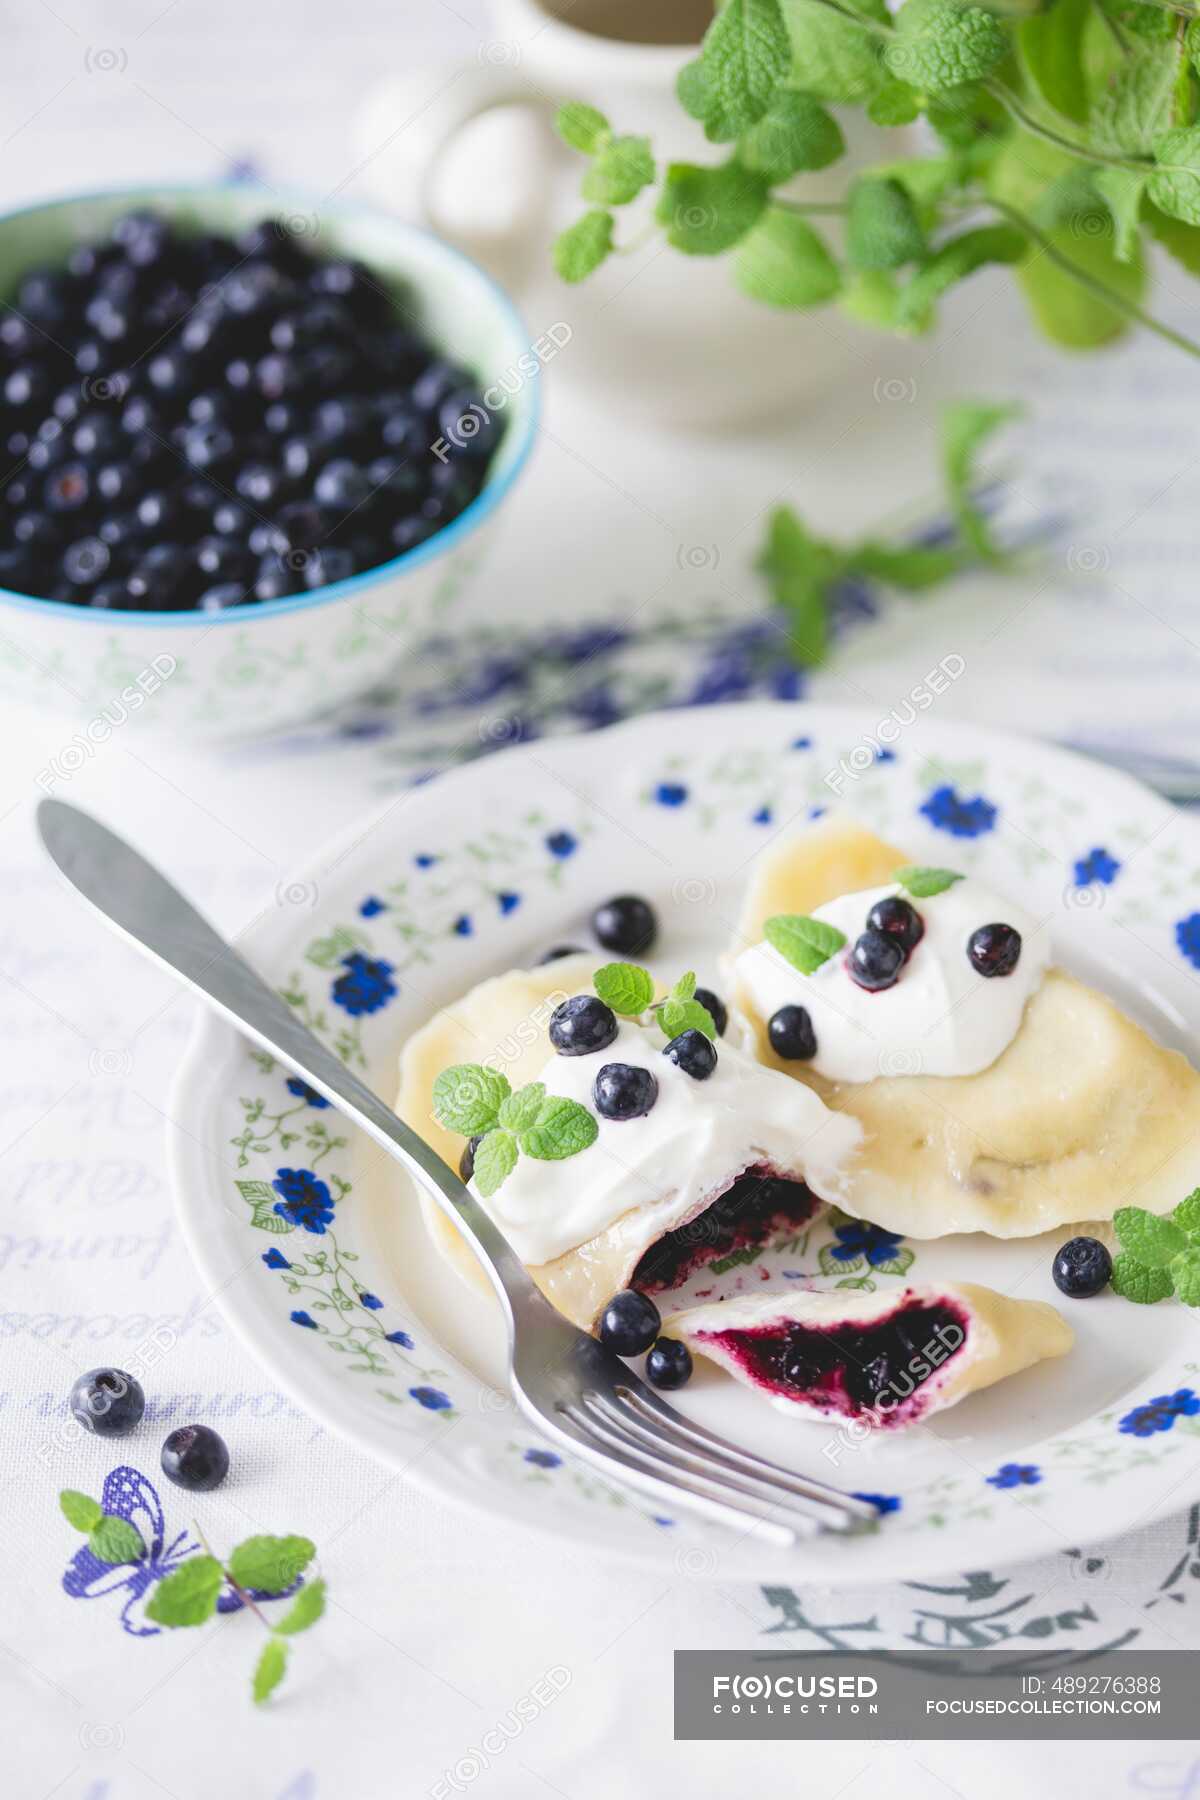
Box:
395 955 860 1330
666 1281 1072 1427
730 817 1200 1238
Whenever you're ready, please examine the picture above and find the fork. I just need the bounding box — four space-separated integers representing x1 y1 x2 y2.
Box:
38 799 878 1549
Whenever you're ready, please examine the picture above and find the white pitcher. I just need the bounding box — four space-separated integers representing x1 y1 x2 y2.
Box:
355 0 888 427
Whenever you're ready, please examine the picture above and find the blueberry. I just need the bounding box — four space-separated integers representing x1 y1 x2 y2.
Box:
314 457 370 510
61 537 110 585
692 986 727 1037
662 1028 717 1080
235 462 284 507
73 413 121 459
849 929 904 992
182 421 235 471
69 1368 145 1437
196 534 252 581
1052 1235 1112 1298
768 1004 817 1060
4 364 51 412
44 462 91 512
303 546 355 588
538 945 586 964
95 461 139 504
866 895 924 957
598 1289 661 1356
255 556 301 601
591 894 657 956
459 1133 484 1183
645 1336 693 1389
549 994 618 1056
88 579 134 609
160 1423 230 1492
967 923 1022 978
593 1061 658 1120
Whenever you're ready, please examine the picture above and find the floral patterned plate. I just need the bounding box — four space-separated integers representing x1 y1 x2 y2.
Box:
170 702 1200 1584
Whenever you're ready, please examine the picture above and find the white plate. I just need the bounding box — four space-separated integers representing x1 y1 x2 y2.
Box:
170 702 1200 1585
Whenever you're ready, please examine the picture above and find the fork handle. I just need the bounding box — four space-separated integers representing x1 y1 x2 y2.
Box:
36 799 532 1321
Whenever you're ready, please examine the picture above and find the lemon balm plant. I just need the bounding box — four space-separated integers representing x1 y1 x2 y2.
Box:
553 0 1200 360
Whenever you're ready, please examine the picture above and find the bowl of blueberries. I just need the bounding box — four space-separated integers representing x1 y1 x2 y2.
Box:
0 184 538 736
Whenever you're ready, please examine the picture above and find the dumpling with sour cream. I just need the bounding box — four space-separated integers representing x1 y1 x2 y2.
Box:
396 955 860 1331
729 816 1200 1238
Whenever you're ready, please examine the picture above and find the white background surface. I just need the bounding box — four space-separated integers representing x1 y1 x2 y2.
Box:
4 3 1200 1797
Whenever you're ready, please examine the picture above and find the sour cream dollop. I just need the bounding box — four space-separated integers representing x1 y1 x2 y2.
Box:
470 1019 860 1266
735 879 1049 1085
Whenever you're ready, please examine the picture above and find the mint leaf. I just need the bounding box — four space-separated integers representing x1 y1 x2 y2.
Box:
59 1489 103 1532
555 101 610 155
520 1096 598 1162
657 161 768 254
253 1637 288 1705
734 208 841 308
660 997 718 1038
893 865 964 897
474 1128 519 1197
594 962 655 1015
145 1554 224 1626
582 135 654 205
672 971 697 1002
553 210 615 283
784 0 888 103
1174 1188 1200 1235
737 90 844 181
1113 1205 1188 1268
275 1577 327 1636
1095 167 1147 264
699 0 791 136
1016 224 1145 348
1150 128 1200 227
432 1064 510 1136
887 0 1006 93
1171 1246 1200 1307
1110 1252 1175 1305
764 913 848 974
228 1534 315 1596
855 541 966 588
1146 202 1200 272
757 504 842 664
1017 0 1089 123
497 1082 546 1134
868 81 921 127
942 399 1019 565
847 177 925 271
89 1516 145 1566
1092 44 1179 157
898 225 1027 331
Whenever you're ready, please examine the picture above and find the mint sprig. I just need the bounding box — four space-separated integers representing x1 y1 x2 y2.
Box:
763 913 847 975
659 970 717 1039
59 1504 323 1705
552 102 655 283
433 1065 598 1196
1109 1193 1200 1307
594 962 656 1016
893 865 964 898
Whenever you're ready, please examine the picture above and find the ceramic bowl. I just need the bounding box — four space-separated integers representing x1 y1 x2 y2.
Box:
0 183 538 738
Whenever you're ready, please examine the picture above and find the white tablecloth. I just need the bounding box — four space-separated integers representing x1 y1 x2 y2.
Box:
7 4 1200 1794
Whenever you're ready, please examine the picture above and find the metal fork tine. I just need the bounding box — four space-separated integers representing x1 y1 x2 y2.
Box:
584 1391 869 1534
554 1402 807 1547
618 1386 882 1529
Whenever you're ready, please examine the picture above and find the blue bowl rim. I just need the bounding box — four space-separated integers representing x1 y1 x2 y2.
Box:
0 179 540 628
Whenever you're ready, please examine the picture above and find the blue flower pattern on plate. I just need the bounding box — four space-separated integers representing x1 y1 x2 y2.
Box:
920 785 997 837
272 1167 336 1234
1176 915 1200 969
410 1386 451 1411
331 952 396 1016
1119 1389 1200 1437
286 1076 330 1109
853 1492 902 1516
524 1448 562 1469
655 782 687 807
1073 847 1120 886
987 1463 1041 1489
829 1221 905 1266
546 831 577 859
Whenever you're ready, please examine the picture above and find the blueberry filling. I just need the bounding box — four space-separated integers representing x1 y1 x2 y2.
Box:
866 895 923 956
697 1297 967 1421
631 1168 821 1293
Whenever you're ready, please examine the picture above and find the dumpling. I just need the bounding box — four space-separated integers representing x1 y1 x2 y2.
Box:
665 1280 1073 1427
395 956 860 1330
729 817 1200 1237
